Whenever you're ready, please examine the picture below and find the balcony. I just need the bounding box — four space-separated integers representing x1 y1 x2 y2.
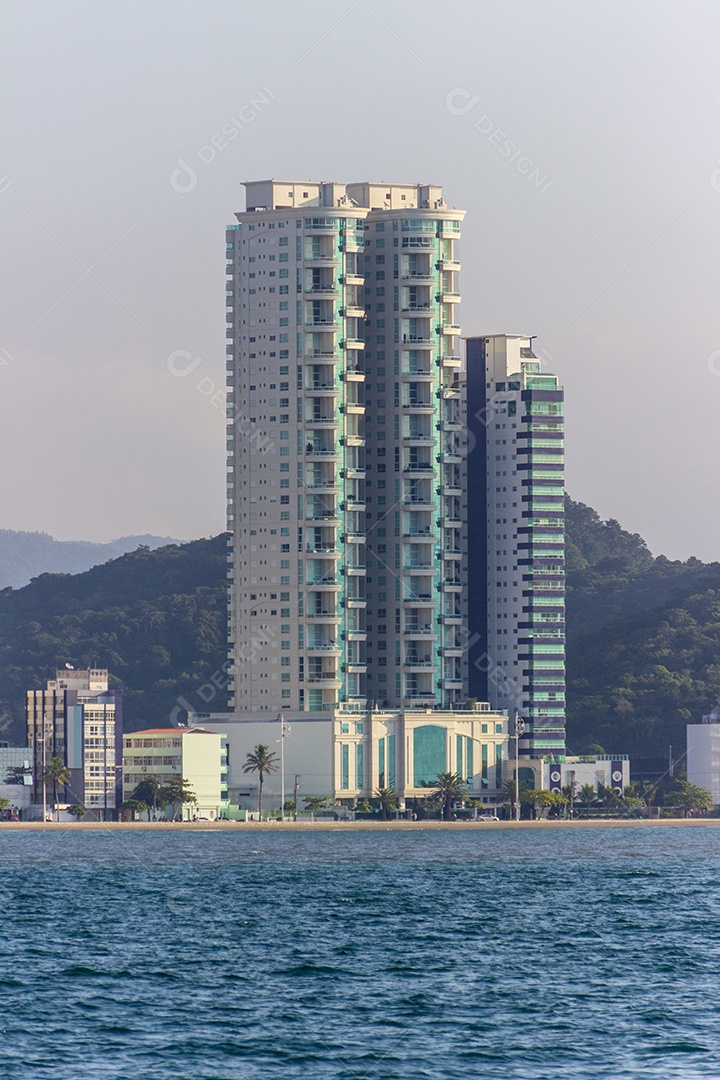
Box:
404 659 438 671
403 400 434 411
306 545 339 555
306 610 339 621
306 642 341 652
403 498 436 508
403 433 435 444
306 512 341 523
402 369 433 380
307 577 341 589
403 594 435 605
307 382 339 392
439 324 461 335
307 675 342 687
402 335 433 346
305 479 338 492
305 350 339 360
401 274 434 285
306 319 339 330
404 624 435 636
401 304 433 313
305 446 339 457
436 258 461 270
308 414 337 426
403 463 434 475
307 284 338 295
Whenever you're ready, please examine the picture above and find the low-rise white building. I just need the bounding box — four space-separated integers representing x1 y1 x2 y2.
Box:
687 709 720 804
514 755 629 796
195 706 510 813
122 727 227 819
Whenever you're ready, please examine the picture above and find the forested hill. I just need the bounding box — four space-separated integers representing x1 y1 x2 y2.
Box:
565 498 720 754
1 507 719 757
0 536 228 744
0 529 181 589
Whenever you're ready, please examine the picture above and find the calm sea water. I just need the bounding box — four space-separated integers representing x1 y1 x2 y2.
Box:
2 826 720 1080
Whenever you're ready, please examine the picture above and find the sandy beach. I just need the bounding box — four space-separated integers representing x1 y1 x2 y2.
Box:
1 817 718 832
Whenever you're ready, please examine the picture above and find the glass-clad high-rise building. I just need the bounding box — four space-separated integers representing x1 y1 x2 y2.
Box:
466 335 566 756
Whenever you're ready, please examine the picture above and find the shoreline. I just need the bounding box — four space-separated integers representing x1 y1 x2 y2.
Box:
0 817 718 832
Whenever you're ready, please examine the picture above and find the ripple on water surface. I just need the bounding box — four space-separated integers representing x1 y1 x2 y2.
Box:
2 827 720 1079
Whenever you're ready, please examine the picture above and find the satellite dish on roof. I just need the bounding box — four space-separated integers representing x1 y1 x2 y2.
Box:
65 663 74 670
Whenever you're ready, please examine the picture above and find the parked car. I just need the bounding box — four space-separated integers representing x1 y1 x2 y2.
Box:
476 814 500 822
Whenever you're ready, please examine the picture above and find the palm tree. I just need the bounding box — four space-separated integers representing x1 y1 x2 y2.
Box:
374 787 397 821
500 778 518 819
243 744 278 818
562 780 578 818
44 756 71 821
430 772 467 821
579 783 596 815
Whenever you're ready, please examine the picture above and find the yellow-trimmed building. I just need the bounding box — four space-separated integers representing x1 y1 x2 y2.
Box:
122 727 227 819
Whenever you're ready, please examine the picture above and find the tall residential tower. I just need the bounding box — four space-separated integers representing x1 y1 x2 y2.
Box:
226 180 466 713
466 335 566 757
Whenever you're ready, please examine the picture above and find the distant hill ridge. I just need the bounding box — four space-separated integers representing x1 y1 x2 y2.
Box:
0 505 718 757
0 529 182 589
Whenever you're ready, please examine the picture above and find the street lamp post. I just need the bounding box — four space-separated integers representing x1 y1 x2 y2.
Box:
514 714 526 822
277 712 290 821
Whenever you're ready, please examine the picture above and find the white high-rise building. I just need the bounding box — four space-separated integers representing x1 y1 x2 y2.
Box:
226 180 466 714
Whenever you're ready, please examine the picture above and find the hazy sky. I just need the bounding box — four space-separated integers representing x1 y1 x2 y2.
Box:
2 0 719 560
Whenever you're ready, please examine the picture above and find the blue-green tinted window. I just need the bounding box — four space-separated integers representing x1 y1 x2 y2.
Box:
356 743 364 789
495 745 502 789
378 737 386 789
388 735 395 789
466 737 473 782
341 723 349 733
355 723 364 734
495 723 503 734
481 743 488 783
341 744 349 790
481 723 488 734
413 725 446 788
456 735 463 778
